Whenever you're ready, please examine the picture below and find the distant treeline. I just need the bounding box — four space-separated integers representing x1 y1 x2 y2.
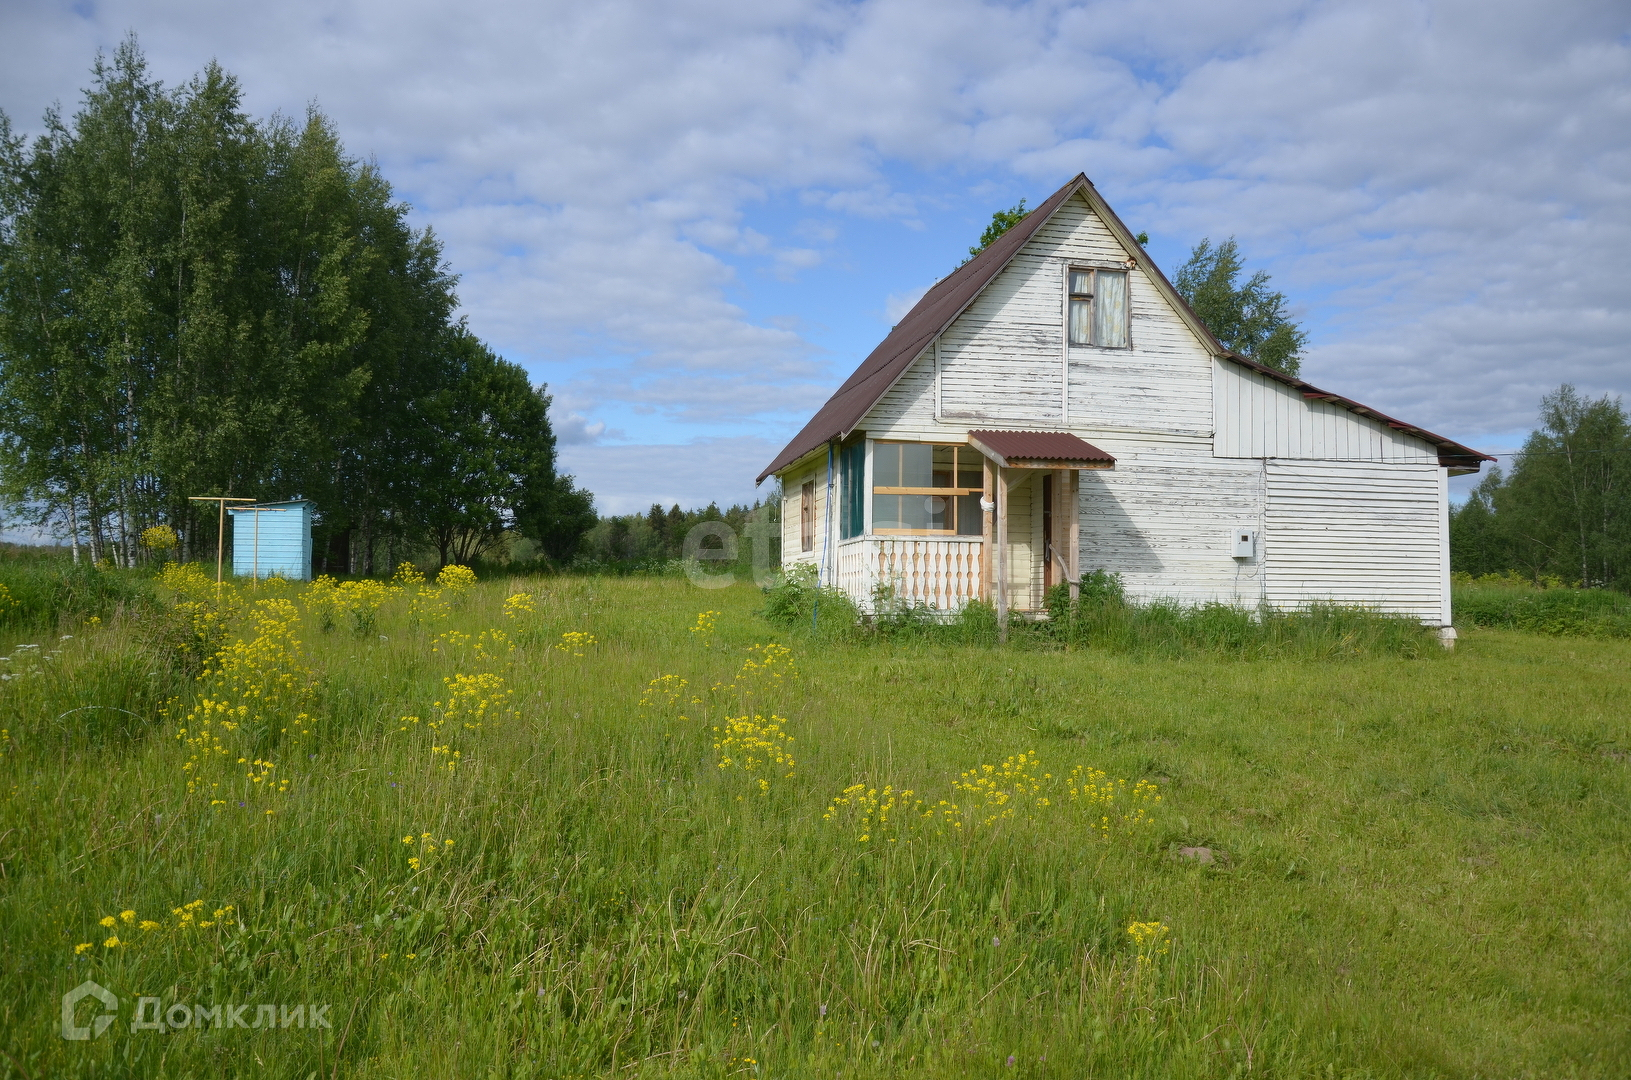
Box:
1451 385 1630 590
577 499 780 573
0 39 596 574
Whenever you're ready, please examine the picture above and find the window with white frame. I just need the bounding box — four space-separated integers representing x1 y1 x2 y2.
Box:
1068 268 1129 348
871 442 984 536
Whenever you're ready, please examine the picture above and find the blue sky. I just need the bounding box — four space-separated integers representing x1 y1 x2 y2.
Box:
3 0 1628 516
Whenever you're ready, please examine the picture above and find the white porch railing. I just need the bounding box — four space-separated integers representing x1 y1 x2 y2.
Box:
835 538 984 612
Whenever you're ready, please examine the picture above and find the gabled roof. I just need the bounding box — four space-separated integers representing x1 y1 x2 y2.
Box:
758 174 1492 481
755 175 1088 483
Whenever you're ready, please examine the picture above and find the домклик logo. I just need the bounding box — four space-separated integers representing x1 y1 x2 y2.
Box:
62 980 118 1040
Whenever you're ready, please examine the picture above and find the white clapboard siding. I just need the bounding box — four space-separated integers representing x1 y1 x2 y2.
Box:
1215 361 1436 462
1044 202 1214 436
1263 461 1446 622
1028 473 1046 608
936 259 1064 423
781 459 831 569
1076 446 1265 606
863 346 938 439
837 538 983 612
934 194 1213 431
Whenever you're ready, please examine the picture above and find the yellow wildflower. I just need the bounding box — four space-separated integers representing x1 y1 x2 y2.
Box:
1127 920 1171 965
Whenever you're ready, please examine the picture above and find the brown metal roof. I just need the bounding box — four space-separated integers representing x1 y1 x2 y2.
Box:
758 174 1493 481
967 430 1115 468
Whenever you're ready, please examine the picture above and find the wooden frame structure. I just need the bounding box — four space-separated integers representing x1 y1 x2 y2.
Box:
186 495 255 583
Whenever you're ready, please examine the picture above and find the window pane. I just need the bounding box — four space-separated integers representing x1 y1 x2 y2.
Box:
1093 270 1128 347
931 445 956 488
872 494 902 531
840 439 864 539
873 443 900 488
900 493 930 530
1069 270 1092 296
956 493 983 535
1069 297 1092 346
900 443 933 488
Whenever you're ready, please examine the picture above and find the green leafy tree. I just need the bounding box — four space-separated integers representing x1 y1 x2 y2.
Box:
1448 468 1510 577
0 38 597 574
1450 385 1631 588
409 330 565 567
1174 237 1307 376
966 199 1028 261
1497 387 1629 587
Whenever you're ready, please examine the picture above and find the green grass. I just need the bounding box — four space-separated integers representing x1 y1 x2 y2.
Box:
1453 583 1631 637
0 548 157 632
1 570 1627 1078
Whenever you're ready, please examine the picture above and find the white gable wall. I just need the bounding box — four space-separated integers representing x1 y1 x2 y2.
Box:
858 191 1260 608
933 194 1215 434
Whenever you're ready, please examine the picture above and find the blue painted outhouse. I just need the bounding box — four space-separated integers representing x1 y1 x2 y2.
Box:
228 500 314 581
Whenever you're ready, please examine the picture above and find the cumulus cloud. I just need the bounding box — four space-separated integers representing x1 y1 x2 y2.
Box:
2 0 1626 510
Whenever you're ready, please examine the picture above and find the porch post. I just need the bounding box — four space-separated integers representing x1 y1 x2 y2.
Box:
995 464 1008 643
981 457 995 603
1067 468 1081 603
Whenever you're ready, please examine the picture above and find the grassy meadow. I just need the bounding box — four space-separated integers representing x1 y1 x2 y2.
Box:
1 565 1628 1078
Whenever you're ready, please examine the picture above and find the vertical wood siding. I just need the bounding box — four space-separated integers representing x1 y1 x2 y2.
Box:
1263 461 1447 622
1214 361 1436 461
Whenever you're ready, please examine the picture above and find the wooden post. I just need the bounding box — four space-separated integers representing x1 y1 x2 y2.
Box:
187 496 254 584
981 457 995 602
996 465 1008 643
1066 469 1080 603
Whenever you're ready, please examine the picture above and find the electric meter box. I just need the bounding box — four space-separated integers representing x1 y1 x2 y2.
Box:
1231 529 1257 559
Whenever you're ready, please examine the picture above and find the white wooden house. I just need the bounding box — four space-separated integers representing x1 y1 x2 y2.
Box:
760 174 1490 633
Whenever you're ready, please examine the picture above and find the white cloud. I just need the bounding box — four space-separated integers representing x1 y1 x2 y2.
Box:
552 412 609 445
1 0 1626 511
885 285 931 325
558 436 782 516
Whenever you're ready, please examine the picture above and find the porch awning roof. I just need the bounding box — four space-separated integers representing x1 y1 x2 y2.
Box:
966 430 1115 470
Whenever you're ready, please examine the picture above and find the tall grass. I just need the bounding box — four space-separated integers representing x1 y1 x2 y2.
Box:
1453 580 1631 637
763 568 1437 659
0 547 156 631
1 570 1626 1077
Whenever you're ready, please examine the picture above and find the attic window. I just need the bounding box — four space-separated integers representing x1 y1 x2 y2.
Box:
871 442 983 536
1068 269 1129 348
